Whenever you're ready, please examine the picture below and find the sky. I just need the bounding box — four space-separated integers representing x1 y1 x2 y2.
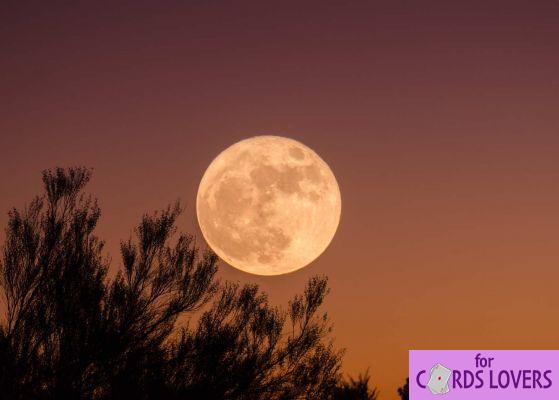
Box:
1 1 559 398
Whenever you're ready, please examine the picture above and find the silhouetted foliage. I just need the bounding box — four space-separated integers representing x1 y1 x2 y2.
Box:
0 168 343 400
170 275 341 399
332 371 378 400
397 378 409 400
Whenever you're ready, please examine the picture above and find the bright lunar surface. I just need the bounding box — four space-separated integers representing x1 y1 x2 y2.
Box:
196 136 341 275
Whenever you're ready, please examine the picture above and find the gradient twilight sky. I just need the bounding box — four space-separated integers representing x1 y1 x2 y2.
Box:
1 1 559 398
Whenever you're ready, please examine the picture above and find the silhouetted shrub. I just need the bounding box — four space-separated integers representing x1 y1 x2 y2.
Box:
332 371 378 400
397 378 409 400
0 168 343 400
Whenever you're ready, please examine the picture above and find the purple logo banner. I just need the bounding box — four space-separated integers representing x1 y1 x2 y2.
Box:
410 350 559 399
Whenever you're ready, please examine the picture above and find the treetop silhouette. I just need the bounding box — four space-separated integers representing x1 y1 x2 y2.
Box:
0 167 352 399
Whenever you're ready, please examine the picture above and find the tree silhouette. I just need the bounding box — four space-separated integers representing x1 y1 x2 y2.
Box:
0 167 113 399
397 378 409 400
0 167 343 399
168 276 341 399
332 371 378 400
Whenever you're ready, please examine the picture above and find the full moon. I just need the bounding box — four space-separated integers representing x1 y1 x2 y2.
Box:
196 136 341 275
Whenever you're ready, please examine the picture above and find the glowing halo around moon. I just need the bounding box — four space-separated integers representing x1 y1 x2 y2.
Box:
196 136 341 276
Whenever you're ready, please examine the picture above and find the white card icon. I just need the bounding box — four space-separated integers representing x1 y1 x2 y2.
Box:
427 363 452 395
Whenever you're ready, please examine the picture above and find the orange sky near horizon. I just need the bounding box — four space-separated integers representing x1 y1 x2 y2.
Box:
1 1 559 398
